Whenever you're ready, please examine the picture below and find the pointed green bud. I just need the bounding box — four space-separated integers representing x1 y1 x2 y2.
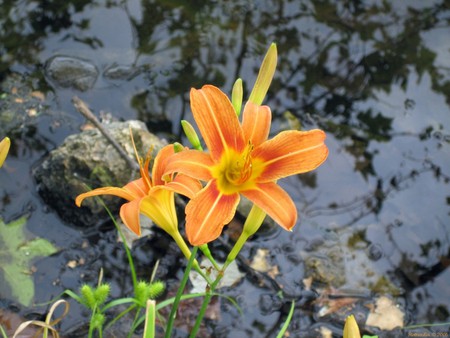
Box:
181 120 203 150
242 204 267 237
226 205 267 266
94 283 110 306
80 284 96 310
248 43 278 105
231 78 243 116
173 142 185 153
0 137 10 168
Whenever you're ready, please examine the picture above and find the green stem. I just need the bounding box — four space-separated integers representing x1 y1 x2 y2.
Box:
225 204 266 269
98 325 103 338
165 246 199 338
189 272 224 338
117 224 138 291
190 205 267 337
171 230 194 262
104 304 137 330
276 300 295 338
171 231 213 284
199 244 220 271
128 308 142 338
0 325 7 338
87 308 96 338
223 231 250 271
102 201 138 291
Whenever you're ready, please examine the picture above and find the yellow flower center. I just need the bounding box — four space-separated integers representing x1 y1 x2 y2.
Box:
212 143 257 194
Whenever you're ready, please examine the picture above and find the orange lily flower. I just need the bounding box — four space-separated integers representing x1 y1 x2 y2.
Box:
76 144 201 237
165 85 328 246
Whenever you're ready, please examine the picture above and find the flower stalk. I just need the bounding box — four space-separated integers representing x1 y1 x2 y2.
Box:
225 204 266 269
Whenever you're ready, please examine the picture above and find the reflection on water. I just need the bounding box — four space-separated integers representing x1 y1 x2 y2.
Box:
0 0 449 335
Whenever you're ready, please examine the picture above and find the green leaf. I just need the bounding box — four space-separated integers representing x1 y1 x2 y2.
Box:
0 216 58 306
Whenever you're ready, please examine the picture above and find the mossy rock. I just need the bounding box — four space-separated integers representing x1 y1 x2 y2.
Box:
33 120 166 227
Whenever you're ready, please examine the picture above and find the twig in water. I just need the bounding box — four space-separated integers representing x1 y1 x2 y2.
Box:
72 96 140 172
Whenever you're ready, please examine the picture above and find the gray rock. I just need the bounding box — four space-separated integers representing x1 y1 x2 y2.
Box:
33 120 166 227
0 72 46 136
45 56 98 91
103 64 142 80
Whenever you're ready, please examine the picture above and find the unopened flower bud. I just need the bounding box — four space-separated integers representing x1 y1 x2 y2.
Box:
181 120 202 150
232 78 243 116
0 137 10 167
248 43 277 105
343 315 361 338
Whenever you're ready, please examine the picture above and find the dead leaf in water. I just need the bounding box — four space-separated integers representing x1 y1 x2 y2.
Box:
250 248 280 278
320 326 333 338
250 248 270 272
315 288 360 317
365 296 404 330
189 259 244 294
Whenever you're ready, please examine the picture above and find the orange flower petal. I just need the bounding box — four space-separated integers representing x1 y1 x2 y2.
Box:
165 149 214 181
185 180 239 246
123 178 149 197
75 186 136 207
241 102 271 147
152 144 175 186
165 174 203 199
119 199 142 235
190 85 246 161
253 129 328 182
242 182 297 231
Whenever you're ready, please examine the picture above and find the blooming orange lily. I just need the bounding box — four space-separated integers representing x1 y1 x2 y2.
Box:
165 85 328 246
76 144 201 240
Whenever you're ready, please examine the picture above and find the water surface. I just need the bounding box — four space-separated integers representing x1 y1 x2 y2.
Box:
0 1 449 336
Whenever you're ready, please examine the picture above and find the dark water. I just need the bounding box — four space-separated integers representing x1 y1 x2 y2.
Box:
1 0 449 337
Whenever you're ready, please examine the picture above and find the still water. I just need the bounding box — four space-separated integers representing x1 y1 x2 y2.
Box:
1 1 449 337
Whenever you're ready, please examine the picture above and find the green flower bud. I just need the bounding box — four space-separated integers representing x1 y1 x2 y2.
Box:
181 120 203 150
248 43 278 105
173 142 185 153
232 78 243 116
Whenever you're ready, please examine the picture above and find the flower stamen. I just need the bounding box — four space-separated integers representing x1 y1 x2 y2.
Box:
224 143 253 186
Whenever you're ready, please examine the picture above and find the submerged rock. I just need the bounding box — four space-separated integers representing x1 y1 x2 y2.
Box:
103 64 142 80
33 120 166 227
0 72 47 136
45 56 98 91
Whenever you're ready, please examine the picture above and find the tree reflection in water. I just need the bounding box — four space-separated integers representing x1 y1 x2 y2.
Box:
0 0 449 335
